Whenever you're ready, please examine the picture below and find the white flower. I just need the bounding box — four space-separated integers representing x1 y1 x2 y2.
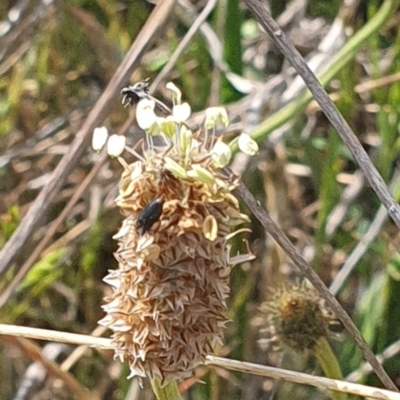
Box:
166 82 182 104
107 134 126 157
238 133 258 156
212 141 232 167
205 107 229 129
157 116 176 138
136 99 157 130
173 102 191 123
92 126 108 152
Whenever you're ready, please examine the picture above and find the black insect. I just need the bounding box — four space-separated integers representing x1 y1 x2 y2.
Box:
137 198 164 235
121 78 171 114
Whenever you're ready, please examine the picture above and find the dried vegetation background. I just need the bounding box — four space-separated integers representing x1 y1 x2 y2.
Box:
1 0 400 399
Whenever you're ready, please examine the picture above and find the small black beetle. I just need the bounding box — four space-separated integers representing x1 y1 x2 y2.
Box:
137 198 164 235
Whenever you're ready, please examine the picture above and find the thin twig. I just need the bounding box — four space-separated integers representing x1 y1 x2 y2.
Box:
330 203 390 294
150 0 218 91
0 0 177 277
330 170 400 295
355 70 400 93
14 343 69 400
0 324 112 349
208 0 226 105
60 326 108 372
1 324 399 400
308 71 400 113
347 338 400 382
10 337 99 400
234 180 398 391
325 170 365 239
206 356 400 400
242 0 400 234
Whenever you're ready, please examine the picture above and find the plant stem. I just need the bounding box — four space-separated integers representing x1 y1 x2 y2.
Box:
151 379 184 400
314 337 347 400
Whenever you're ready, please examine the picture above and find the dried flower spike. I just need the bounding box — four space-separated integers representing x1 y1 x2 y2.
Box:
99 82 254 382
260 280 340 353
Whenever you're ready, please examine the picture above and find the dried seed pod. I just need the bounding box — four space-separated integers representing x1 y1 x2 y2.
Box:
259 281 341 354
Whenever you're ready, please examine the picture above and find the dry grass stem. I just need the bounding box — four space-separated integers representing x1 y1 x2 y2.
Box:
1 324 399 400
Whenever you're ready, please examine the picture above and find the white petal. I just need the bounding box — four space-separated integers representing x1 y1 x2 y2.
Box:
238 133 258 156
136 99 157 130
166 82 182 104
107 134 126 157
92 126 108 151
173 102 191 123
205 107 229 129
212 141 232 167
